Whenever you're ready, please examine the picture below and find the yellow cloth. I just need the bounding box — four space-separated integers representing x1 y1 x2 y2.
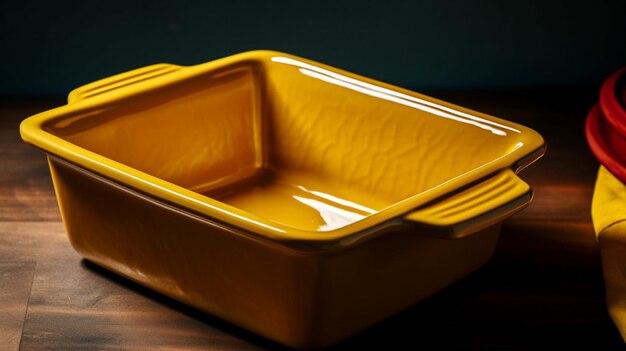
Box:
592 166 626 341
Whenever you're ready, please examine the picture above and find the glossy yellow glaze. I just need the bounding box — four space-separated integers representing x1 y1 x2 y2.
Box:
20 50 544 243
406 169 531 238
47 156 501 348
208 168 391 232
20 50 545 348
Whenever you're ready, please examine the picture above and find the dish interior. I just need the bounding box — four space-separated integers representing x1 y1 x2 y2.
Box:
44 57 525 232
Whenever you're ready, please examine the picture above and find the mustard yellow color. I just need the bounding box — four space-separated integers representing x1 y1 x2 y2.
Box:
592 166 626 341
21 50 544 243
406 169 531 237
46 155 503 349
20 50 545 348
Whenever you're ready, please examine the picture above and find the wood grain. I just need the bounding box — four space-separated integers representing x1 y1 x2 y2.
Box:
0 98 61 222
1 90 624 349
0 261 35 351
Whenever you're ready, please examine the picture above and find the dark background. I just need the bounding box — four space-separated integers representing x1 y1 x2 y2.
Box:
1 0 625 96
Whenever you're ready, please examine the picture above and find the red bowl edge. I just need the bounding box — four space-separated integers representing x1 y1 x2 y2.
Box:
586 104 626 184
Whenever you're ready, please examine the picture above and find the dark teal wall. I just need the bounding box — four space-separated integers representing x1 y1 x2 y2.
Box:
1 0 625 95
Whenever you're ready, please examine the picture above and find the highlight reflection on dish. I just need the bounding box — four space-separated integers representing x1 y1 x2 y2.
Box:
271 56 519 136
208 170 387 232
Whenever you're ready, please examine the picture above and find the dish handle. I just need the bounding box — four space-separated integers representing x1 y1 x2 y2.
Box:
403 169 531 239
67 63 182 104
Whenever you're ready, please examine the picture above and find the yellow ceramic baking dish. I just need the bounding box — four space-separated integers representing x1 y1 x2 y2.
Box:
20 50 544 349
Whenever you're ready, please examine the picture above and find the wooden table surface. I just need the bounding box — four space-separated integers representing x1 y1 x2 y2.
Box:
1 90 624 350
